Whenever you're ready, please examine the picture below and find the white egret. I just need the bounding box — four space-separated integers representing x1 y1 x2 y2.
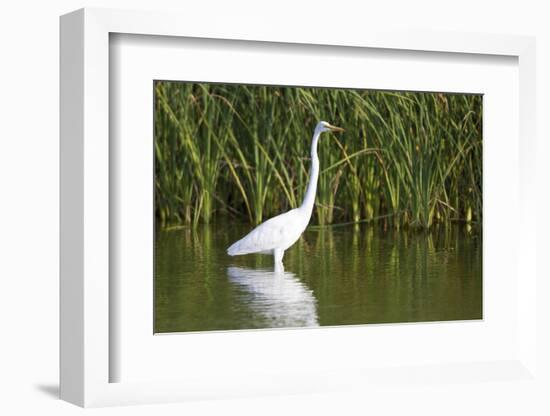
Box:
227 121 344 269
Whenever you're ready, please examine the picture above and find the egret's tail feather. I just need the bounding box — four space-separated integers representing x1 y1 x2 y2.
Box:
227 239 262 256
227 241 245 256
227 245 239 256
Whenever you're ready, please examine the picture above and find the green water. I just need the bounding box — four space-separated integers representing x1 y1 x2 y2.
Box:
154 224 482 333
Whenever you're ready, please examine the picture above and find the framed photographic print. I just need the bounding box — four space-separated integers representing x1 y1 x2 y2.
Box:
60 8 538 408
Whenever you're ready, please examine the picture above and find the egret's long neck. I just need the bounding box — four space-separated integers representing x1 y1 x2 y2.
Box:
299 129 321 217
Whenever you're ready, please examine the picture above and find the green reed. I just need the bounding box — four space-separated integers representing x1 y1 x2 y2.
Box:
154 81 482 229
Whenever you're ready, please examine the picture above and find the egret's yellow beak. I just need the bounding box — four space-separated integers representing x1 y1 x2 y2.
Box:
328 124 345 132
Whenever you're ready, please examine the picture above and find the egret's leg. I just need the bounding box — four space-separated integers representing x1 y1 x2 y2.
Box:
273 248 285 273
274 248 284 263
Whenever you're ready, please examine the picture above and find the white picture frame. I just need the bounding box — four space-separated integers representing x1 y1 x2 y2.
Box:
60 7 538 407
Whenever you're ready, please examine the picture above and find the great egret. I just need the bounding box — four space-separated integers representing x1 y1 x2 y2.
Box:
227 121 344 269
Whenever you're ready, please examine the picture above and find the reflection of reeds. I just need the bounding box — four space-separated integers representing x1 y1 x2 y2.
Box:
155 83 482 229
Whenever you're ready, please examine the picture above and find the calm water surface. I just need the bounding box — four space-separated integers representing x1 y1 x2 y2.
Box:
155 223 482 333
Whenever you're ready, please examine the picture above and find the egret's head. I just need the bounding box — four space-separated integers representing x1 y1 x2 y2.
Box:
316 120 345 134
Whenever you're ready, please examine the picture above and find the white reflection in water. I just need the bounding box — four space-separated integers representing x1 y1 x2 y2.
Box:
227 267 319 328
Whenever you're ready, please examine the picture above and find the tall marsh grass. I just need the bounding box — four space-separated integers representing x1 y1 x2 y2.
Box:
154 81 482 229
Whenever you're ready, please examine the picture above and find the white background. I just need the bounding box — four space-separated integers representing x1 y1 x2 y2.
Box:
1 1 548 415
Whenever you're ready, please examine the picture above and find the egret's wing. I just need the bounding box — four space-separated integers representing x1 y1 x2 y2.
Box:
227 211 297 255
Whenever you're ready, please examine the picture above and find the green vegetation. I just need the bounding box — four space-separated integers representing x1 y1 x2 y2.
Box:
154 81 482 229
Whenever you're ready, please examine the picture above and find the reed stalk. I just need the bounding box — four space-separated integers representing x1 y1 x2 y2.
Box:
154 82 482 229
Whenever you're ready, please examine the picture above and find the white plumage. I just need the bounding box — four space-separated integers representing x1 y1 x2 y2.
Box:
227 121 344 269
227 208 306 256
